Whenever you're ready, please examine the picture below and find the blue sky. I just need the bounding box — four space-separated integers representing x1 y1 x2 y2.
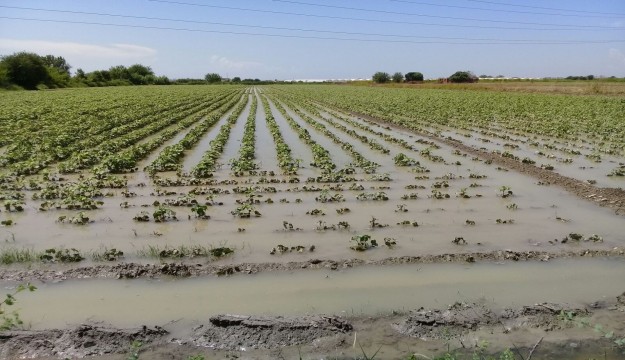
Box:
0 0 624 79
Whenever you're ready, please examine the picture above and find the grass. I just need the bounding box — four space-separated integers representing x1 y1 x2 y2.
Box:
0 247 39 265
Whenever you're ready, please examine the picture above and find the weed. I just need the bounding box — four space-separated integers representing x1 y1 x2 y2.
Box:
1 283 36 331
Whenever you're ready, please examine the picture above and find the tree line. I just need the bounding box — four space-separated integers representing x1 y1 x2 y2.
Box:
0 52 171 90
372 71 482 83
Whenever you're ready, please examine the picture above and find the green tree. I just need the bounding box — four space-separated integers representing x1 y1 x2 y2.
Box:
0 52 50 90
372 71 390 83
232 76 241 83
0 65 9 88
46 67 71 88
41 55 71 75
74 68 86 79
127 64 154 77
392 72 403 83
405 72 424 82
448 71 477 83
205 73 222 84
109 65 130 80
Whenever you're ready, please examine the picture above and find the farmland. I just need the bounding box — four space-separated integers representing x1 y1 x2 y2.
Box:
1 84 625 358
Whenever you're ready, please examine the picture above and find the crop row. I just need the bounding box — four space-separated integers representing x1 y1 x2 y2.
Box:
271 85 625 157
260 95 299 175
191 94 251 178
230 95 259 174
271 95 379 172
0 87 241 171
144 93 246 174
268 97 337 174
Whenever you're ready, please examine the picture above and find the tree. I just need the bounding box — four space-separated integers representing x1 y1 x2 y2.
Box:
41 55 71 75
392 72 403 83
0 52 49 90
74 68 86 79
372 72 390 83
232 77 241 83
448 71 478 83
405 72 424 82
205 73 222 84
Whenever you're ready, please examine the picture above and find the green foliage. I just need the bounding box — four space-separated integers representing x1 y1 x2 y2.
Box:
0 283 37 332
126 340 142 360
448 71 478 83
0 52 50 90
405 71 424 82
205 73 223 84
187 356 205 360
372 71 391 83
392 72 404 83
350 234 378 251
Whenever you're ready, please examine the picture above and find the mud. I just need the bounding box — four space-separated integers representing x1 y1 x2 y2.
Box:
0 324 167 359
179 315 352 350
349 110 625 214
2 293 624 359
1 248 623 282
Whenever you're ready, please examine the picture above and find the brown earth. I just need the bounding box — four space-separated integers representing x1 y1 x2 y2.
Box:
0 248 623 282
2 294 624 359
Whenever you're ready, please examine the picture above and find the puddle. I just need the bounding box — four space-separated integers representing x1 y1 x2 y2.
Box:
6 258 625 330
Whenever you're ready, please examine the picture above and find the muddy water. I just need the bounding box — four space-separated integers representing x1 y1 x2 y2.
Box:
213 95 253 169
6 258 625 330
264 97 319 179
252 92 280 171
276 99 355 169
438 128 625 189
180 98 244 173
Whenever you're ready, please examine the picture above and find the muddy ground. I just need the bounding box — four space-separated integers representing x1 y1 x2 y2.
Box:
0 248 623 282
2 292 624 359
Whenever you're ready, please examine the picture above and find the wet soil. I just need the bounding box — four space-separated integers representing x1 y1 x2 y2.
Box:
3 292 624 359
1 248 623 282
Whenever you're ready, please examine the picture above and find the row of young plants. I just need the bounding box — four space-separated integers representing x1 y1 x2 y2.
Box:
190 94 251 178
80 91 244 174
273 95 379 173
229 95 259 174
144 93 247 174
0 88 203 164
0 244 235 265
259 95 299 175
4 88 243 176
281 94 434 173
268 96 337 174
272 85 625 158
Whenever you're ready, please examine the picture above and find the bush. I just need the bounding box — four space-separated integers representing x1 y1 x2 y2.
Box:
0 52 50 90
372 72 390 83
392 72 403 83
405 71 424 82
449 71 478 83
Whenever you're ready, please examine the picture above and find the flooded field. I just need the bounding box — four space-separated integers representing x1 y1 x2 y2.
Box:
5 258 625 330
0 85 624 358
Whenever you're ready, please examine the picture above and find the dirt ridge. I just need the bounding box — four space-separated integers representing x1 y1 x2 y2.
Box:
0 248 623 282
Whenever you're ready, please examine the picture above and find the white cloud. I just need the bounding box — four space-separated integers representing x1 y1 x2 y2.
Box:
0 39 156 59
208 55 263 72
